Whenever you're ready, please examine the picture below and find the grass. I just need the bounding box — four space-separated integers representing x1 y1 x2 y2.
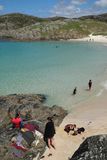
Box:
59 19 107 35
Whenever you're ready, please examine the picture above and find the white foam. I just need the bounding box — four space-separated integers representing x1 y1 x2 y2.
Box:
101 81 107 90
96 89 103 97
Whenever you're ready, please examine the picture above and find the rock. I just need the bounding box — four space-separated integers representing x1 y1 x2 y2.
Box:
0 94 67 160
70 134 107 160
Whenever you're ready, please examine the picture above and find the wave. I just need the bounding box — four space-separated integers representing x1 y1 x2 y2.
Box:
96 89 103 97
101 81 107 90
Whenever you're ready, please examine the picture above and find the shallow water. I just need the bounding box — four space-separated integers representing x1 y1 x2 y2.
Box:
0 41 107 110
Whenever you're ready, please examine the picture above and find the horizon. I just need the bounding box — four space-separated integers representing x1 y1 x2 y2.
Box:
0 11 107 19
0 0 107 18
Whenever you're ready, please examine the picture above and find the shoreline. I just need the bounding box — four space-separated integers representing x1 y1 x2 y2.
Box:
1 37 107 159
68 35 107 44
41 89 107 160
1 35 107 43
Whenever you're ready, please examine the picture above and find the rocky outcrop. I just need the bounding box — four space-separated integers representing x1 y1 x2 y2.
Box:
70 135 107 160
0 94 67 160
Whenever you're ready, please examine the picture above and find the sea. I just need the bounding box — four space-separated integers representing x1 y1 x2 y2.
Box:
0 41 107 111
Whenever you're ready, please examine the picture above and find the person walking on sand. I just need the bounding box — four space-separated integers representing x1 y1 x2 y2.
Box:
43 117 56 157
88 80 92 90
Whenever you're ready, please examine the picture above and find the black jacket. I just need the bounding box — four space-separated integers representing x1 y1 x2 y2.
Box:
44 121 55 139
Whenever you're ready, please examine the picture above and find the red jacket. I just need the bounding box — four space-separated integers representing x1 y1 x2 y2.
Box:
11 117 21 128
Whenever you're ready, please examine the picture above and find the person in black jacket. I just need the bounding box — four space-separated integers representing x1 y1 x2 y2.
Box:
44 117 56 155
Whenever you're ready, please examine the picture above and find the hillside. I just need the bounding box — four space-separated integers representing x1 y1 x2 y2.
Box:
80 13 107 22
0 13 107 40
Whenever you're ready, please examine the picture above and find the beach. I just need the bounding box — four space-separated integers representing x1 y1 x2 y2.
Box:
39 36 107 159
0 38 107 160
41 89 107 160
69 34 107 44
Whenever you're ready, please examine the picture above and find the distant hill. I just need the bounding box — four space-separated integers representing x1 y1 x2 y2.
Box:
0 13 107 40
0 13 48 29
80 13 107 22
0 13 68 29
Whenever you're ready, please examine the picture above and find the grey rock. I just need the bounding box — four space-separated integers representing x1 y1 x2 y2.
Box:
0 94 67 160
70 135 107 160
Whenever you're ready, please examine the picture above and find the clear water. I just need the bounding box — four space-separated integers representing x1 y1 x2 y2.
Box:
0 41 107 110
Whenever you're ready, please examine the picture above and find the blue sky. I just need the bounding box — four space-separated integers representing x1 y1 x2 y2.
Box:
0 0 107 18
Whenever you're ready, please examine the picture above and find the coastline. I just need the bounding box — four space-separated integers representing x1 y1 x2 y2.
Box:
1 34 107 43
42 89 107 160
68 34 107 44
1 37 107 159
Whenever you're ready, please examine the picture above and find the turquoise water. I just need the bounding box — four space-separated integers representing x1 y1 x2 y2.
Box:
0 41 107 110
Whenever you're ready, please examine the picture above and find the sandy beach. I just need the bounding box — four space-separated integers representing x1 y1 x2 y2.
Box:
40 89 107 160
69 34 107 44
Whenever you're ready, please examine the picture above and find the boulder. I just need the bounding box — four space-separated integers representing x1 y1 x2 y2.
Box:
70 134 107 160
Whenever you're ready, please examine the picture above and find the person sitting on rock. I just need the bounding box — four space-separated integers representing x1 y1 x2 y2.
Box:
8 109 22 129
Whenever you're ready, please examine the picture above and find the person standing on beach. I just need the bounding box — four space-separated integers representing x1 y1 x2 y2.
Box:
73 87 77 95
43 117 56 156
88 80 92 90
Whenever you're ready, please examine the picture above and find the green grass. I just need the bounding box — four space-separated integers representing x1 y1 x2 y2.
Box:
60 19 107 35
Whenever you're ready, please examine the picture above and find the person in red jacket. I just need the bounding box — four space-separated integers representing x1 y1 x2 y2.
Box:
11 113 22 129
8 108 22 129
